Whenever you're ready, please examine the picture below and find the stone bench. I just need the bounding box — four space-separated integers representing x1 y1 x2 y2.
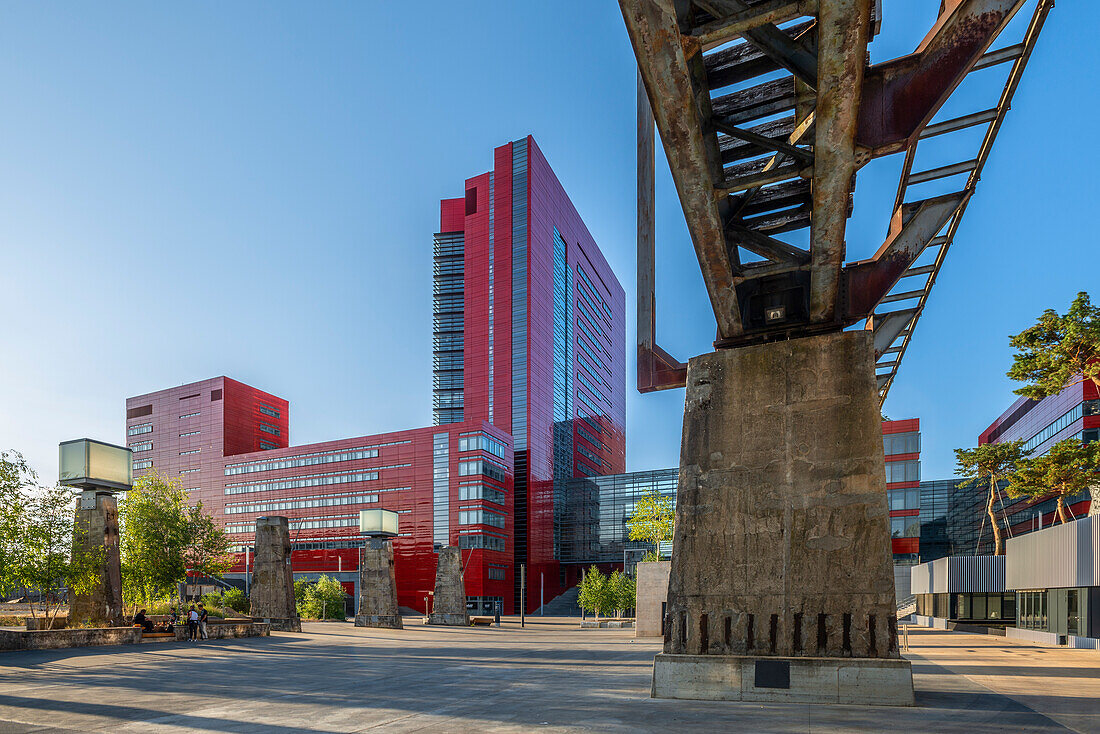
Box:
469 616 495 627
1 627 142 651
173 622 270 640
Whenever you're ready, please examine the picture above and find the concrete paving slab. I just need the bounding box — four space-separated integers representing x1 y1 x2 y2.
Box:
0 618 1093 733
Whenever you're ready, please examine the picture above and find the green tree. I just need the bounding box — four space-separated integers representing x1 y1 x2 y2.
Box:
222 587 250 614
1008 292 1100 399
0 455 101 628
119 472 231 607
297 575 347 620
954 440 1029 556
607 570 635 618
1007 439 1100 525
577 566 606 619
626 490 674 562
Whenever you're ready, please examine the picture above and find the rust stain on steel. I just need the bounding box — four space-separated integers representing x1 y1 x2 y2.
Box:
638 343 688 393
808 0 872 324
857 0 1023 154
619 0 744 339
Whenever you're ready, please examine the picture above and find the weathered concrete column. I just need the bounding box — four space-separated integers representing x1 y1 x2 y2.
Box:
250 516 300 631
653 331 913 705
1089 484 1100 517
355 540 402 629
427 546 468 625
69 491 123 627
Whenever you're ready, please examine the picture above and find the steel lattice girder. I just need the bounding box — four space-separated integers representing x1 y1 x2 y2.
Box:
624 0 1051 397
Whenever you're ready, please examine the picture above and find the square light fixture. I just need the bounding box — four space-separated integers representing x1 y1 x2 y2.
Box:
59 438 133 492
359 508 398 538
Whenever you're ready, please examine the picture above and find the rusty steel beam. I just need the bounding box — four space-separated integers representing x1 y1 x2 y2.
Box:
857 0 1026 156
808 0 872 324
619 0 744 339
691 0 817 49
844 192 964 317
694 0 818 86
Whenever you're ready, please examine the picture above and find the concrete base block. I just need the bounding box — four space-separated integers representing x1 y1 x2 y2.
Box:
253 617 302 632
427 613 469 626
652 654 914 706
355 614 403 629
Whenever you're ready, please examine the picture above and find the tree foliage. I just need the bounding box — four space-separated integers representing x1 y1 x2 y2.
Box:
626 490 674 562
578 567 635 618
606 570 635 618
1007 439 1100 525
577 566 607 617
955 440 1028 556
1008 291 1100 399
0 452 101 627
119 471 232 606
296 575 347 620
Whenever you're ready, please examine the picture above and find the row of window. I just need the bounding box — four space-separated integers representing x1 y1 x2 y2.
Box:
259 441 278 450
181 468 199 474
227 515 359 534
458 509 505 529
180 411 201 419
885 459 920 484
180 431 200 437
458 482 506 505
133 459 152 470
576 425 605 453
1021 401 1096 453
225 443 401 475
458 459 508 483
127 423 153 436
1017 590 1047 630
883 432 920 456
888 487 920 512
890 515 920 538
225 492 380 515
458 533 506 552
458 432 507 459
224 470 380 496
258 404 281 419
487 566 507 581
130 441 152 453
577 265 613 323
180 449 199 456
259 422 280 436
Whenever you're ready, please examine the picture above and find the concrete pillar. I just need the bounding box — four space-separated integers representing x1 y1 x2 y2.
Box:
652 332 913 705
355 540 402 629
250 516 299 630
427 546 468 625
69 491 123 627
1089 484 1100 517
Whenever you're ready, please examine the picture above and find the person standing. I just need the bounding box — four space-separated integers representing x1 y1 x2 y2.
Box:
197 603 209 640
187 605 199 642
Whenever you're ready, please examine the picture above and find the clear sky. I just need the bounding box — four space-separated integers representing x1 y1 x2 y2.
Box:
0 2 1093 486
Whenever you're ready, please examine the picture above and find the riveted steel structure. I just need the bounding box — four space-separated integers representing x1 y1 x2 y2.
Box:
626 0 1053 398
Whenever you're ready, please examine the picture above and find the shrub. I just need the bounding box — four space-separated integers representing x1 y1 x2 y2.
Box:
297 575 347 620
222 587 250 614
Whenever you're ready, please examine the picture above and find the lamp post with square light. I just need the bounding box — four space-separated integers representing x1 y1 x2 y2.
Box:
354 509 402 629
59 438 132 627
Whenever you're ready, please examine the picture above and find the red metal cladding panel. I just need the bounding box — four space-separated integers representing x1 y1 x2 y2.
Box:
882 418 919 435
440 198 465 233
892 538 919 555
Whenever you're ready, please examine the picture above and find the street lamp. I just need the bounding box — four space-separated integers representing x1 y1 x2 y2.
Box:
359 508 398 548
59 438 131 626
59 438 132 494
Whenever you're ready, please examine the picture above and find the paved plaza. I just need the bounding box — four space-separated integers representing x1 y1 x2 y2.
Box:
0 619 1096 733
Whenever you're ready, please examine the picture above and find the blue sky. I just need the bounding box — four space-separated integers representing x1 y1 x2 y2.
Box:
0 2 1093 485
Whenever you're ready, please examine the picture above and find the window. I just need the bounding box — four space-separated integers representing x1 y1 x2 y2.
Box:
129 441 152 453
883 432 920 456
458 533 506 552
127 423 152 436
127 404 152 419
181 468 199 474
180 449 200 455
224 443 402 475
224 470 380 496
458 482 506 505
180 412 200 419
133 459 152 470
890 516 919 538
458 459 508 483
259 422 280 436
259 441 277 450
458 433 507 459
225 492 379 515
180 431 200 437
885 460 920 484
888 488 920 511
210 389 222 401
487 566 507 581
258 404 281 419
458 509 505 529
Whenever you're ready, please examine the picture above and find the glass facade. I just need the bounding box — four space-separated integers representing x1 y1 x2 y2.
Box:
433 232 465 425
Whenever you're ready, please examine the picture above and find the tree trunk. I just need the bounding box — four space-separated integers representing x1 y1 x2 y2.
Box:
988 477 1004 556
1057 495 1069 524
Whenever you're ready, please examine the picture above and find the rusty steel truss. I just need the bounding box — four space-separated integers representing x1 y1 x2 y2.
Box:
625 0 1053 399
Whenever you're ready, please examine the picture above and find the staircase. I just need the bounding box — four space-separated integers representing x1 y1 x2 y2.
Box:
535 586 581 617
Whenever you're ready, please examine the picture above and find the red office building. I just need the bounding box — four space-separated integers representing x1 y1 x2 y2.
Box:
125 137 625 614
883 418 921 564
432 136 626 611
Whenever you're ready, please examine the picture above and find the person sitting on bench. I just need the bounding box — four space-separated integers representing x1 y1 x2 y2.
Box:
132 609 154 633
